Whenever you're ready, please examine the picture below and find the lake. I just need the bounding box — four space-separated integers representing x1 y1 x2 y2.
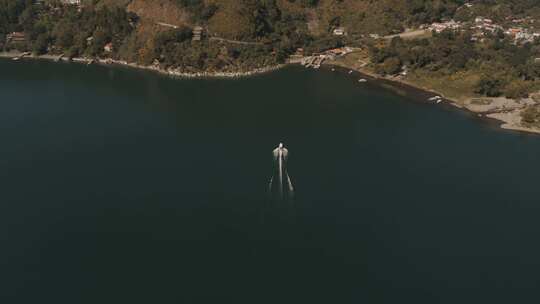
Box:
2 59 540 304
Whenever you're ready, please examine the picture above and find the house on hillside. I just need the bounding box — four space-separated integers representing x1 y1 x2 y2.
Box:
104 42 113 53
429 20 461 33
6 32 26 43
506 28 523 37
333 27 347 36
475 17 492 25
61 0 81 5
192 26 204 41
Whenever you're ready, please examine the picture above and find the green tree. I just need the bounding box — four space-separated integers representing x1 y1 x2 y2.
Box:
504 80 531 99
378 57 402 75
521 106 540 125
475 75 506 97
32 33 49 55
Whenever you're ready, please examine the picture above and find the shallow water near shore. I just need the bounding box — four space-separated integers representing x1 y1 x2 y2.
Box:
2 59 540 304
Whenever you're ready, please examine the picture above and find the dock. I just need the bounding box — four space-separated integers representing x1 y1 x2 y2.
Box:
301 56 325 69
299 47 354 69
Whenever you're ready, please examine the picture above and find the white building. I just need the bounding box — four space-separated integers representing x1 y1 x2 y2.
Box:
429 20 461 33
333 27 346 36
61 0 81 5
104 42 113 53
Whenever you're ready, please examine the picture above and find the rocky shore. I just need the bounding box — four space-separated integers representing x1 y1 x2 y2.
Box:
115 60 285 79
460 96 540 135
0 51 285 79
324 55 540 136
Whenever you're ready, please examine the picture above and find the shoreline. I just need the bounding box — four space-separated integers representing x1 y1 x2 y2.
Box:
0 51 285 79
3 50 540 135
324 58 540 136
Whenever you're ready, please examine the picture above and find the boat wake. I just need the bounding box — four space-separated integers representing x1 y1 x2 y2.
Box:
268 143 294 201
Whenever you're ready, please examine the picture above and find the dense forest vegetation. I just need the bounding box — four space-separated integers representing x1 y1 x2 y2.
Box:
0 0 135 55
0 0 353 70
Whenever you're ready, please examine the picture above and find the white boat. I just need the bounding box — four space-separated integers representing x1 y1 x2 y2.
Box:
428 96 442 101
358 79 367 83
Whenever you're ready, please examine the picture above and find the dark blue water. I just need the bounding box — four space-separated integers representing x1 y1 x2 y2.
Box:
2 59 540 304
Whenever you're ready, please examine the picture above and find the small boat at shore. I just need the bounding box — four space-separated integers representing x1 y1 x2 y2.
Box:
358 78 367 83
428 96 442 101
348 70 353 74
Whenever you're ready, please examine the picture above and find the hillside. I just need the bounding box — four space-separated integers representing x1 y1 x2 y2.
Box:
94 0 469 38
1 0 540 76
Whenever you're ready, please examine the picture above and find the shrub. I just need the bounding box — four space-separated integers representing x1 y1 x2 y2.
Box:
521 106 540 125
504 80 531 100
475 74 506 97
